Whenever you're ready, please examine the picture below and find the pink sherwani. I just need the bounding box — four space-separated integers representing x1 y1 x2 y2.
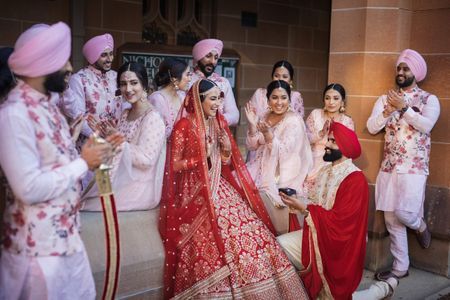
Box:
304 109 354 191
148 90 183 138
0 81 95 299
82 106 166 211
63 66 124 139
367 86 440 272
187 68 239 126
248 87 305 119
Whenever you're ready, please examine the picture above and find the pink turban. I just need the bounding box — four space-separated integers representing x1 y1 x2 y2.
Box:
396 49 427 82
82 34 114 64
192 39 223 64
8 22 71 77
329 122 361 159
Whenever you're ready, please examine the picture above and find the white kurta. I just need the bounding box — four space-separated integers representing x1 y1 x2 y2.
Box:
82 107 166 211
0 80 94 299
367 87 440 213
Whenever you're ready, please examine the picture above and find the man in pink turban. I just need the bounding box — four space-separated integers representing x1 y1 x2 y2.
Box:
0 22 112 299
187 38 239 126
63 33 125 153
276 122 369 299
367 49 441 282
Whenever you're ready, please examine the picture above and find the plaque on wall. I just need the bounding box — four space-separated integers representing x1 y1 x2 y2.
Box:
116 43 240 99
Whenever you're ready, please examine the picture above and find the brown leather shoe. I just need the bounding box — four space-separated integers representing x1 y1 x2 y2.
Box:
416 224 431 249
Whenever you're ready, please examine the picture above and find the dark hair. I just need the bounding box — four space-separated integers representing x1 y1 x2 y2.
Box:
323 83 346 101
198 79 218 102
0 47 15 100
271 60 294 79
116 62 149 92
154 58 188 87
266 80 291 100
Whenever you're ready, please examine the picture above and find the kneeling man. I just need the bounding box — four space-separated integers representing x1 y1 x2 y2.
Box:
278 122 369 299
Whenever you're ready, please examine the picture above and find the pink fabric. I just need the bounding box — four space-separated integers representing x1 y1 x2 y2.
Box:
192 39 223 63
82 34 114 64
8 22 71 77
329 121 361 159
396 49 427 82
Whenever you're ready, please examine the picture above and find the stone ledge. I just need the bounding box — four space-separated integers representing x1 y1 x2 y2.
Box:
80 209 164 299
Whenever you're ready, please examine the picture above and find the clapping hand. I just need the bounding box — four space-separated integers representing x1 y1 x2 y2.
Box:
70 114 85 142
319 119 330 138
218 128 231 153
244 102 258 126
387 89 406 110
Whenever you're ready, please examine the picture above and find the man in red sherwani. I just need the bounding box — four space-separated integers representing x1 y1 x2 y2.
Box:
278 121 369 300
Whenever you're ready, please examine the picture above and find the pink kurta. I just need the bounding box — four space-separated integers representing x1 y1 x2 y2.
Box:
246 112 313 206
0 80 95 299
148 90 183 138
304 109 354 191
82 106 166 211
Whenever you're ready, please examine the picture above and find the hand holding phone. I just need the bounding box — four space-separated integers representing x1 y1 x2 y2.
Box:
278 187 297 196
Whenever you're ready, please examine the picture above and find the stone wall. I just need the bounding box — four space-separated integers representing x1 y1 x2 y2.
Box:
328 0 450 276
214 0 332 144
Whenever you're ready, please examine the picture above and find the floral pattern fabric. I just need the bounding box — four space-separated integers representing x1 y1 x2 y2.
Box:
1 81 84 257
63 66 123 138
381 88 431 174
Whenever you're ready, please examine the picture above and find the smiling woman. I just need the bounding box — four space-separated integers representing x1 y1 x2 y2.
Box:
159 79 310 299
245 80 313 235
304 83 355 192
82 62 166 211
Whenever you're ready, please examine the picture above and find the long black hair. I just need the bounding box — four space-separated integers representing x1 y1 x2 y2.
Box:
0 47 15 100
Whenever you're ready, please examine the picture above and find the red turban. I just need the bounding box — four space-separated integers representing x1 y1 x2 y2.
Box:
329 122 361 159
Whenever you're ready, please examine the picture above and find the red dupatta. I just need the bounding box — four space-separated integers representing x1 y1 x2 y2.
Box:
159 81 275 299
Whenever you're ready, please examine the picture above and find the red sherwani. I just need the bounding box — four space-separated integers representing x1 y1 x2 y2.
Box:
301 170 369 300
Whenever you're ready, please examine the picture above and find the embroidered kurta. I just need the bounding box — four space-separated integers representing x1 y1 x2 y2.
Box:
187 69 240 126
367 87 440 212
246 112 313 206
148 90 183 138
63 66 124 138
0 80 94 299
82 106 166 211
304 109 354 191
248 87 305 119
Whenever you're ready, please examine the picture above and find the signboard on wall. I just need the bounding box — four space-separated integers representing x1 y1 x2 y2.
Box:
117 43 240 97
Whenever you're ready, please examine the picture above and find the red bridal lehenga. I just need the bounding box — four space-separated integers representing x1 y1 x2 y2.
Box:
159 81 309 299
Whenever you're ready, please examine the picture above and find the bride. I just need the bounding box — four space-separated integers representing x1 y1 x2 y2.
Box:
159 79 309 299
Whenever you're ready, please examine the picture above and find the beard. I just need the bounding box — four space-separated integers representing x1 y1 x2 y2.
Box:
323 147 343 162
44 70 69 93
396 75 415 88
198 60 216 77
